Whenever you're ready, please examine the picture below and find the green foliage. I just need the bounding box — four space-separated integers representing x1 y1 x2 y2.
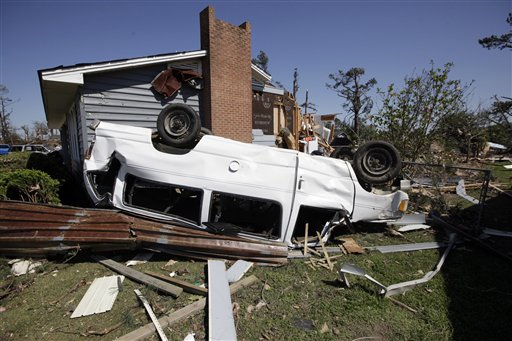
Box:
369 62 471 161
0 152 31 172
327 67 377 137
252 50 269 73
0 169 60 204
479 12 512 50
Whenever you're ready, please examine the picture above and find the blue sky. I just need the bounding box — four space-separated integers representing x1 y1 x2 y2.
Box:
1 0 511 128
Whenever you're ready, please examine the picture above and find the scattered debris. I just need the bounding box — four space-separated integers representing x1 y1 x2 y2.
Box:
92 255 183 298
366 241 449 254
49 279 87 305
208 260 237 341
70 275 124 318
397 224 431 232
226 260 253 283
126 252 154 267
183 333 196 341
387 297 418 314
338 238 365 254
387 213 426 226
456 179 479 204
144 271 208 296
9 259 43 276
0 200 289 265
320 322 329 334
134 289 169 341
116 275 258 341
482 228 512 238
340 234 456 297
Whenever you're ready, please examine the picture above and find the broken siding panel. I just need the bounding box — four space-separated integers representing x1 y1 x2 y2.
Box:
82 62 201 145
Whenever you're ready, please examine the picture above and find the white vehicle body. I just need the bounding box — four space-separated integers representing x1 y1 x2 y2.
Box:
84 122 408 246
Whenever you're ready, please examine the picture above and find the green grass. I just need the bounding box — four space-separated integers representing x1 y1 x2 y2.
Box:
1 227 511 341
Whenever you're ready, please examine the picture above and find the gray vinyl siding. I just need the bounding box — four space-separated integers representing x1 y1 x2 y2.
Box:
81 62 202 145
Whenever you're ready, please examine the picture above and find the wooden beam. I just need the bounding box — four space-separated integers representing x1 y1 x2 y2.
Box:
116 275 258 341
91 255 182 298
316 232 333 271
144 271 207 296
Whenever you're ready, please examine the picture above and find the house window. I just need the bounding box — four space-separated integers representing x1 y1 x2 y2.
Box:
124 174 202 224
208 192 281 239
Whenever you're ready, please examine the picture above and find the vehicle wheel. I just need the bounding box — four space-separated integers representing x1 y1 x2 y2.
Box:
157 104 201 147
352 141 402 184
330 147 354 161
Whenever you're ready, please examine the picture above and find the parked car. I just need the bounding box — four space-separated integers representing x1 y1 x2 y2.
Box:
0 144 10 155
84 120 409 247
9 144 51 153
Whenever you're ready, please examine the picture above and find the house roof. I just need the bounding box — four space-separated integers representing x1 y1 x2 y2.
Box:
39 50 275 128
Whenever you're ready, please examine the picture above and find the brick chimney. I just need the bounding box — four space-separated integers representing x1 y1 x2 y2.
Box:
200 6 252 143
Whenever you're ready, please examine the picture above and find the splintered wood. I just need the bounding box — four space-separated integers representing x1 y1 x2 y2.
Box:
297 236 364 271
338 238 365 254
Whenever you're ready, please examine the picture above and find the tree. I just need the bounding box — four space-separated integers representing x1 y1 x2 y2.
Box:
32 121 49 142
252 50 269 73
21 125 31 143
436 110 486 162
0 85 14 144
370 62 472 161
483 96 512 146
479 12 512 50
326 68 377 136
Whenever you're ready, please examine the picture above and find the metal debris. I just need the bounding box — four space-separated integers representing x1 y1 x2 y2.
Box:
0 200 288 265
226 260 253 283
456 179 479 204
70 275 124 318
340 234 456 297
208 260 237 341
366 241 449 253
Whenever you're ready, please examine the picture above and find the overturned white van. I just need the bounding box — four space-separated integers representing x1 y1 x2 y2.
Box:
84 121 408 247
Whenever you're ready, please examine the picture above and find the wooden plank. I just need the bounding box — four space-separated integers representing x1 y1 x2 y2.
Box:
316 232 333 271
208 260 237 341
91 255 182 298
303 223 309 256
116 275 258 341
144 271 207 296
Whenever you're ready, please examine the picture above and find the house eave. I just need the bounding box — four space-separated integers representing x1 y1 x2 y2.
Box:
39 50 207 129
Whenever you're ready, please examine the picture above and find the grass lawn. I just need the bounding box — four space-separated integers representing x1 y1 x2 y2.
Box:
0 158 511 340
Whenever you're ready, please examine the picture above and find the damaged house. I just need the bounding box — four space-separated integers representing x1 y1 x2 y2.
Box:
38 6 284 177
36 6 408 248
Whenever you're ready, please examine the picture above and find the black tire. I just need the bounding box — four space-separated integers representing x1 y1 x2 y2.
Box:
330 147 354 161
352 141 402 184
157 104 201 147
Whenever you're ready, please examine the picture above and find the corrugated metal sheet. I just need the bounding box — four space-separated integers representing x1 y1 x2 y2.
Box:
70 275 124 318
0 201 288 265
81 63 202 145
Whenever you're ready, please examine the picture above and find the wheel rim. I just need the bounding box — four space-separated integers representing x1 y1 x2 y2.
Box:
361 147 392 176
164 111 191 138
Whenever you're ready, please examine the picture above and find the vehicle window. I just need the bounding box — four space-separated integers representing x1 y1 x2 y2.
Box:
25 146 33 151
124 174 202 224
208 192 281 239
292 206 339 241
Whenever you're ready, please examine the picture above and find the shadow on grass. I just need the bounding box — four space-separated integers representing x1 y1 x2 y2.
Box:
442 193 512 341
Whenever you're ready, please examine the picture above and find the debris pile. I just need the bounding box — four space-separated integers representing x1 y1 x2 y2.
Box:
0 200 288 265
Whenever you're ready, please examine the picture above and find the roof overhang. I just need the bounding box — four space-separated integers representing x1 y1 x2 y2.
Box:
39 50 207 129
